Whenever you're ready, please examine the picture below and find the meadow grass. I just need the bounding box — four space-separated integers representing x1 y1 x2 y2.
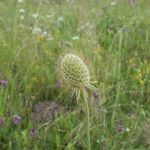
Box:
0 0 150 149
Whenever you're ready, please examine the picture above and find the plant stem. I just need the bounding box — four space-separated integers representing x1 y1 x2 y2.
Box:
82 88 91 150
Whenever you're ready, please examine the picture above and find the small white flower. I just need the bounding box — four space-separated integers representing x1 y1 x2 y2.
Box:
72 36 79 40
41 31 48 37
85 22 90 27
19 9 25 13
96 139 100 143
111 1 117 5
77 25 85 32
32 27 42 34
43 31 48 36
31 27 53 41
46 15 51 19
20 15 25 21
57 17 64 22
32 14 38 19
126 128 130 132
17 0 24 3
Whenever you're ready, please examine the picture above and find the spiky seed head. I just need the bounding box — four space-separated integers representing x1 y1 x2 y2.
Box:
61 54 90 88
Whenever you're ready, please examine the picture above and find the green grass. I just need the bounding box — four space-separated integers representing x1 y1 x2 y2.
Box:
0 0 150 149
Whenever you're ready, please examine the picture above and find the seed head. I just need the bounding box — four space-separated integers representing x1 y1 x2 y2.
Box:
61 54 96 100
61 54 90 88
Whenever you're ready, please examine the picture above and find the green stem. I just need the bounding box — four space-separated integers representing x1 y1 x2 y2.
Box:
82 88 91 150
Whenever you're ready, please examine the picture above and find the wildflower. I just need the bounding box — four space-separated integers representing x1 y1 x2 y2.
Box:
61 54 96 100
19 9 25 13
46 15 51 19
111 1 117 5
32 27 42 34
92 91 99 99
20 15 25 21
41 31 48 38
13 115 21 125
116 123 124 133
130 90 137 97
126 128 130 132
20 15 24 21
61 54 89 88
61 54 96 150
32 14 38 19
30 128 37 138
129 0 138 5
0 80 8 87
96 139 100 143
57 16 64 22
77 25 85 32
17 0 24 3
72 36 79 40
85 22 90 27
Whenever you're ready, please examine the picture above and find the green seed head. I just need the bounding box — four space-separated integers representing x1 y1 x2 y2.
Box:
61 54 90 88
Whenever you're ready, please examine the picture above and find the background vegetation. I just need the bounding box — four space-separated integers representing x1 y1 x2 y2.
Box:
0 0 149 149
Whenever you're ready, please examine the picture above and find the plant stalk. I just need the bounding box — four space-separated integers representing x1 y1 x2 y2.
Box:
82 88 91 150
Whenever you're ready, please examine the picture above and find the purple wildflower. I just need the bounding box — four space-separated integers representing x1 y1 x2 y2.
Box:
130 90 137 97
92 91 99 99
0 80 8 87
30 128 37 137
116 123 124 133
13 115 21 125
